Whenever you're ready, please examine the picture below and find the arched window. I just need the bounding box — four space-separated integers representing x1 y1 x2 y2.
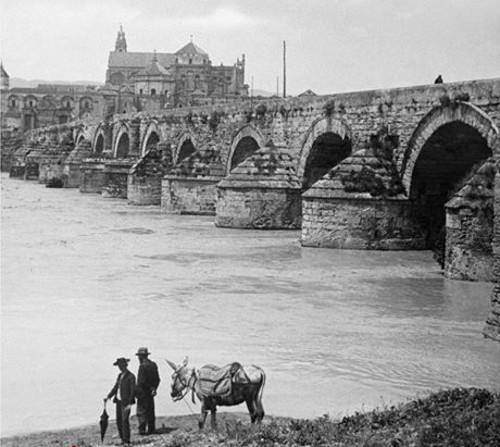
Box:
151 88 156 96
139 89 143 95
189 58 192 64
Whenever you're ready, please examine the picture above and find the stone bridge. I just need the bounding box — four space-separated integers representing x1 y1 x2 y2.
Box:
6 78 500 341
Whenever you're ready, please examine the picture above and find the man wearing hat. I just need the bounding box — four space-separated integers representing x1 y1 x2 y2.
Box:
135 347 161 435
104 358 136 445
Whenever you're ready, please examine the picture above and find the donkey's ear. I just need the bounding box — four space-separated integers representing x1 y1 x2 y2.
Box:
165 359 177 371
182 356 189 367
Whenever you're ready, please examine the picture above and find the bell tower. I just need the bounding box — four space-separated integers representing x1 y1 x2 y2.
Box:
115 25 127 53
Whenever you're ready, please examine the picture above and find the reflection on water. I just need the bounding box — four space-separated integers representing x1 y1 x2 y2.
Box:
1 173 500 437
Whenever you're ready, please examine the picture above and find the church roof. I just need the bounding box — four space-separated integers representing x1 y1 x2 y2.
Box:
108 51 176 68
175 41 208 56
136 54 172 78
298 89 317 97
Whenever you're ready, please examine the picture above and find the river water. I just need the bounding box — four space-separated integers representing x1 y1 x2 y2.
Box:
1 173 499 437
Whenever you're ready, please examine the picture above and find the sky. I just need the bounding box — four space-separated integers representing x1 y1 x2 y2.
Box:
0 0 499 96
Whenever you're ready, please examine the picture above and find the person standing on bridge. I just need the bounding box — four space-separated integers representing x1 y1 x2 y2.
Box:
135 347 161 435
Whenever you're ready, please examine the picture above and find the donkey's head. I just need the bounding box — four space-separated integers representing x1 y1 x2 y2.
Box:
166 357 191 401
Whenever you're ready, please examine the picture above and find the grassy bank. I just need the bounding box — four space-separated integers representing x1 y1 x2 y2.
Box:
2 388 499 447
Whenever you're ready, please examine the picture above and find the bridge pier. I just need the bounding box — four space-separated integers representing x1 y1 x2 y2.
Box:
483 172 500 341
80 159 107 193
161 176 220 215
24 149 43 180
9 145 31 178
61 140 92 188
444 159 495 282
102 160 135 199
39 154 65 185
301 146 425 249
127 143 168 206
215 144 302 229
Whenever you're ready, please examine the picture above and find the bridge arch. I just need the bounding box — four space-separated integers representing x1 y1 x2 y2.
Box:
298 117 352 190
175 132 197 163
226 125 266 174
92 125 105 154
401 102 499 193
402 102 499 248
75 131 86 146
113 124 130 158
141 122 161 156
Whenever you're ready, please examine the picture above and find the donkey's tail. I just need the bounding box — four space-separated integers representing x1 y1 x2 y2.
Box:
254 365 266 421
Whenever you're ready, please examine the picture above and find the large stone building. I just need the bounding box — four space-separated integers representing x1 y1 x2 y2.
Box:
0 62 105 133
0 28 249 134
105 26 248 109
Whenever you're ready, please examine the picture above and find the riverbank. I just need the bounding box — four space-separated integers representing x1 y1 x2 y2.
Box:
2 388 499 447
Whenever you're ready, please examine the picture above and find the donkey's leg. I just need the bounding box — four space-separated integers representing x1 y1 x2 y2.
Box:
210 407 217 430
254 396 265 423
246 398 256 424
199 404 208 431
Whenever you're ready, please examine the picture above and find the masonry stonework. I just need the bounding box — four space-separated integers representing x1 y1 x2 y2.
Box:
4 78 500 340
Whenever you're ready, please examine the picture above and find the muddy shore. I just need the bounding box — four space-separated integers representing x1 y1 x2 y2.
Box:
2 388 499 447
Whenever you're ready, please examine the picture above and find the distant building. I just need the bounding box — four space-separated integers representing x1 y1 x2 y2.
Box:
0 65 105 133
105 26 248 109
0 27 249 132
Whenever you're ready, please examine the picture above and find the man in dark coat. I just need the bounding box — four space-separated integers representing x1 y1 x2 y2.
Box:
135 347 161 435
104 357 136 446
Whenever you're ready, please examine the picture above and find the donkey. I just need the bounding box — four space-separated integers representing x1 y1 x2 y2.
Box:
166 357 266 430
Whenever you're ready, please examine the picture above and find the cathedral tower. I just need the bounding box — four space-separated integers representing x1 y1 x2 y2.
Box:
115 25 127 53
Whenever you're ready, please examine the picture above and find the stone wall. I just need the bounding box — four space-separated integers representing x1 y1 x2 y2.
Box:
127 175 162 205
216 187 302 229
101 161 133 199
444 160 496 282
301 197 426 249
161 177 219 215
39 155 65 184
80 160 107 193
445 207 494 282
483 173 500 341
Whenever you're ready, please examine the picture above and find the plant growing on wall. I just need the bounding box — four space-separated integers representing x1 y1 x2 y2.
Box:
208 111 222 132
341 127 405 197
323 100 335 117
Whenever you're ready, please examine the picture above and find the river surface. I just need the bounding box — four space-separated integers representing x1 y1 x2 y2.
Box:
1 173 499 437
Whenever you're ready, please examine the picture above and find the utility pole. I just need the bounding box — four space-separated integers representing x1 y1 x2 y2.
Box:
251 75 254 108
283 40 286 98
276 76 279 97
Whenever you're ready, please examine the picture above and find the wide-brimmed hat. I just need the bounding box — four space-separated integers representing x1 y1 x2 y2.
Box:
113 357 130 366
135 347 150 356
